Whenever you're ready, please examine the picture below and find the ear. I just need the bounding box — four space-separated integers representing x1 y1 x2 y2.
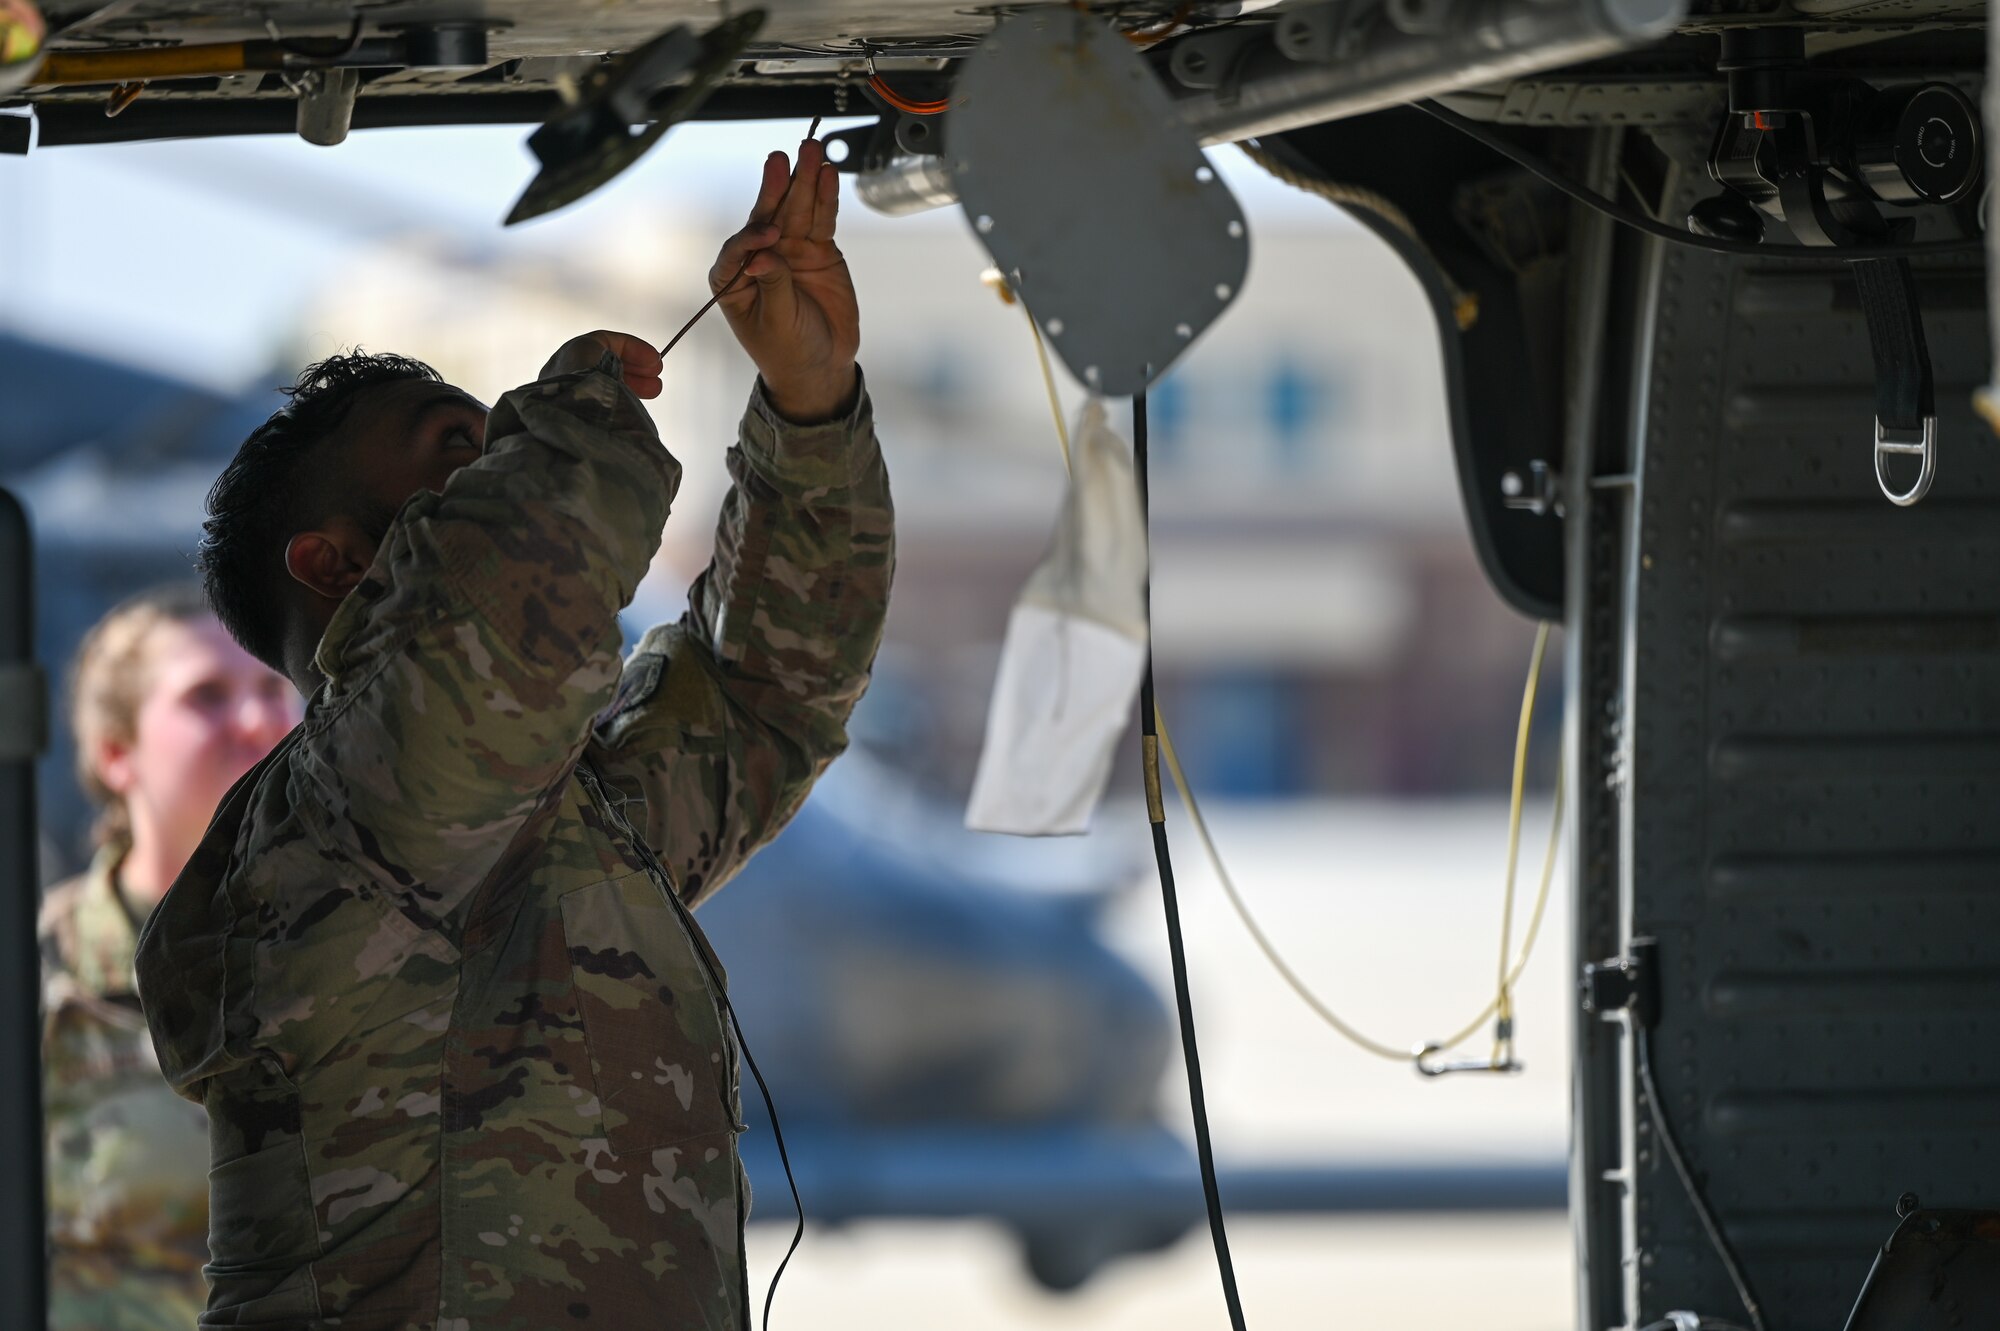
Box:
284 518 374 603
94 735 136 798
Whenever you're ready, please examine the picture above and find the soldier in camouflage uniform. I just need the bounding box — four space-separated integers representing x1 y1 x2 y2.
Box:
44 851 212 1331
43 585 299 1329
134 139 892 1329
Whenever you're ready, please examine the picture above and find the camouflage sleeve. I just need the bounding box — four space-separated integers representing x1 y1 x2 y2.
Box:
37 888 83 1114
593 372 893 908
299 360 679 929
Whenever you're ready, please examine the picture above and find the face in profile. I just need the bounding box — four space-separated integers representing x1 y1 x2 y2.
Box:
95 616 299 839
344 379 490 523
286 381 491 604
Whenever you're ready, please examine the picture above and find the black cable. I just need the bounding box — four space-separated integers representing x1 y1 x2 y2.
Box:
659 875 803 1331
584 763 804 1331
717 991 805 1331
1635 1029 1767 1331
667 893 804 1331
1133 387 1250 1331
1411 100 1987 261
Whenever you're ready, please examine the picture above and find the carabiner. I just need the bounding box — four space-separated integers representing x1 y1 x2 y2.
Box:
1415 1042 1524 1078
1875 414 1936 507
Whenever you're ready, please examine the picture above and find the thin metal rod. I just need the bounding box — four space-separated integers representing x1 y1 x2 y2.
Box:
659 258 750 358
661 119 818 358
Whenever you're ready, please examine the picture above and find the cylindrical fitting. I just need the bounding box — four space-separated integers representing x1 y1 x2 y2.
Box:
855 153 961 217
400 21 488 70
1849 82 1982 205
1716 25 1805 115
295 65 359 146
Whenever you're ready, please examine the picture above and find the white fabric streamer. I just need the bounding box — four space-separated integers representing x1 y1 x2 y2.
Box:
966 400 1149 836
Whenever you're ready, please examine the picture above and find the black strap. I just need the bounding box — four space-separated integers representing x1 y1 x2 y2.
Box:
1850 256 1934 436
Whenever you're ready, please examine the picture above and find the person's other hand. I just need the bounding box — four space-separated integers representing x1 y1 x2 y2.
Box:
0 0 46 90
709 140 859 424
541 330 665 399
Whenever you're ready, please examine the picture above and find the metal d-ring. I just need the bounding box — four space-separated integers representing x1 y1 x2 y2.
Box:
1875 414 1937 507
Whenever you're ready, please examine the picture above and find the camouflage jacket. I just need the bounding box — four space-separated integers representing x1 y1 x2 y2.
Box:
134 363 892 1330
41 846 213 1331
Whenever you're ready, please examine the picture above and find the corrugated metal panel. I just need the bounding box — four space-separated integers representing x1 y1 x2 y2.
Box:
1620 212 1998 1329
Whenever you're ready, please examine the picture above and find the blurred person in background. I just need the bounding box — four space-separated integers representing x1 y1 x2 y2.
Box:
40 583 299 1331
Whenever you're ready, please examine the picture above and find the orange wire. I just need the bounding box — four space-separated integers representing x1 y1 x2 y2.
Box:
1122 2 1191 45
868 74 949 116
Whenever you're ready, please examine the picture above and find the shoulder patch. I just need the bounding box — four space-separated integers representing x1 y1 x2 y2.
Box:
596 641 726 746
601 653 665 729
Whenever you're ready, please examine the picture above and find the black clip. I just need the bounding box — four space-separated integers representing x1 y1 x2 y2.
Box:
1581 936 1659 1030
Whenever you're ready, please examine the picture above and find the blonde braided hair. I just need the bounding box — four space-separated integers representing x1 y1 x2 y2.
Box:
69 583 211 849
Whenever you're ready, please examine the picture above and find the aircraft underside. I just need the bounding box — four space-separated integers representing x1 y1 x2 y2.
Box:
4 1 1999 1329
3 0 1984 147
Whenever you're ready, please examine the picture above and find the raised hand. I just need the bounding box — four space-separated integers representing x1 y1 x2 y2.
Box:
708 139 860 424
542 330 665 399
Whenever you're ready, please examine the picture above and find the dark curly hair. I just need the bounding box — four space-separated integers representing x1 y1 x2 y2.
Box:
199 351 443 673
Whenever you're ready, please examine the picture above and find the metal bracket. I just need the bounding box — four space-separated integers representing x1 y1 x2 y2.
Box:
1272 0 1365 64
1874 414 1936 507
823 109 938 177
1165 25 1266 91
504 10 764 226
1501 459 1564 518
822 118 895 175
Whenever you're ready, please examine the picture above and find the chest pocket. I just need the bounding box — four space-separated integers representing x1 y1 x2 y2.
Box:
561 871 736 1157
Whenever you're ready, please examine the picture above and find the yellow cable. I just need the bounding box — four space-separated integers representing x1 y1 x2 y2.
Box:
986 265 1073 474
1154 713 1407 1061
1002 273 1560 1068
1237 141 1480 332
1159 652 1563 1064
1434 757 1564 1052
1029 318 1073 475
1493 622 1550 1061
